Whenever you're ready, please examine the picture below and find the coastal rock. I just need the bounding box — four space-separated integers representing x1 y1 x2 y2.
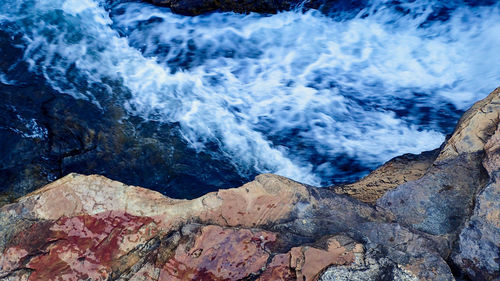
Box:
1 87 499 280
333 149 438 204
377 88 499 237
437 87 500 162
452 124 500 280
143 0 368 16
147 0 298 16
0 173 452 280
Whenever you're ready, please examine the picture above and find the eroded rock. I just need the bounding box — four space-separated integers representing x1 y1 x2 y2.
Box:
0 172 453 280
333 149 438 204
452 124 500 280
377 88 499 237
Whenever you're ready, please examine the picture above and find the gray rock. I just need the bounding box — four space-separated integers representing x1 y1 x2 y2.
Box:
452 125 500 280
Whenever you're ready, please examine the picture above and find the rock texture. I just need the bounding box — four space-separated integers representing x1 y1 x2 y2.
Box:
452 124 500 280
146 0 299 16
0 173 452 281
332 149 438 204
0 87 498 280
377 88 499 238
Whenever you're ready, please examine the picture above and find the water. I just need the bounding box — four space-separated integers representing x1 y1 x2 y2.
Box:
1 0 499 189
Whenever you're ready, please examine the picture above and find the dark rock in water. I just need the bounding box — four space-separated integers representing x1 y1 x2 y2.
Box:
0 77 246 204
142 0 368 16
146 0 300 15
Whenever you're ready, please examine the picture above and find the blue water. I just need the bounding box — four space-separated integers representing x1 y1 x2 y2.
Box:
1 0 499 189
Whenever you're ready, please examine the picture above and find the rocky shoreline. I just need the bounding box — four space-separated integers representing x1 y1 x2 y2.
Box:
0 88 498 280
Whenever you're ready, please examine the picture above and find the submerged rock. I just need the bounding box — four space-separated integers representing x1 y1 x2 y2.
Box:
0 77 246 204
142 0 367 16
147 0 299 16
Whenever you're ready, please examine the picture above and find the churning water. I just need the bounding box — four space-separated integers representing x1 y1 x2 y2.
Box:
1 0 499 187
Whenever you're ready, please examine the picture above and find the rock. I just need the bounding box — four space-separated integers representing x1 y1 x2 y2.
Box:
1 91 498 281
0 173 453 280
320 248 420 281
452 124 500 280
333 149 438 204
377 88 499 237
141 0 370 17
0 61 246 202
147 0 299 16
288 236 362 281
437 87 500 162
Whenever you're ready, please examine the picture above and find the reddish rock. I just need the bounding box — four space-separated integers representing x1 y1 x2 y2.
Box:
159 225 276 280
290 237 361 281
258 254 295 281
1 211 157 281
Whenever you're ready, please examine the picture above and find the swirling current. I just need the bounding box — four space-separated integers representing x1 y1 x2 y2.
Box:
1 0 499 195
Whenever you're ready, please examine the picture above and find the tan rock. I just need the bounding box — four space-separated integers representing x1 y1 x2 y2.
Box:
333 150 437 203
13 173 311 232
437 87 500 161
484 124 500 176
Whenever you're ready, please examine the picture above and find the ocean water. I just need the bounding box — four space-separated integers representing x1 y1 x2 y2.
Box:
1 0 499 190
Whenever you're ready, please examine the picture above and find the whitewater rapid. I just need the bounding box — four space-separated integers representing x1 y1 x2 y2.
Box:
1 0 499 186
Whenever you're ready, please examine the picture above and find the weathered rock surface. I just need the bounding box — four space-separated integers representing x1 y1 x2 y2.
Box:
0 173 452 280
333 149 438 204
0 88 498 280
377 88 499 237
452 124 500 280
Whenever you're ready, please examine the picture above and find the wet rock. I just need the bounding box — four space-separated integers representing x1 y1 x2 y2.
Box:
142 0 369 16
146 0 300 16
0 76 246 202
